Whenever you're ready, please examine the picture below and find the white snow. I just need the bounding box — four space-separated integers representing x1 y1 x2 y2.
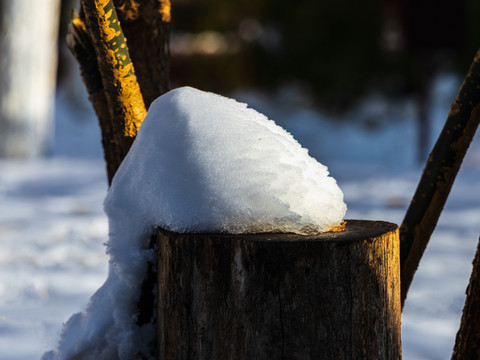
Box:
109 86 346 235
43 87 346 359
1 72 479 359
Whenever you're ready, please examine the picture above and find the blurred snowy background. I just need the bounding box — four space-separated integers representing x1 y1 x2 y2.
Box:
1 0 480 359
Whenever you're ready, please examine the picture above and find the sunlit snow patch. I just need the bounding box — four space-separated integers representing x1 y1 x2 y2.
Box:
44 87 346 359
110 86 346 235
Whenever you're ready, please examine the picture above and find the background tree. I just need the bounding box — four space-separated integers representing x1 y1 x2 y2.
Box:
0 0 61 158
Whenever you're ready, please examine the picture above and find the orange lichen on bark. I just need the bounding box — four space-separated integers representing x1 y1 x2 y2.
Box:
116 0 141 20
113 0 170 23
159 0 171 22
92 0 147 137
72 15 87 32
326 221 347 233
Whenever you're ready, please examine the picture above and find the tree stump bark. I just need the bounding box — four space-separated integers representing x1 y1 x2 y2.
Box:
156 220 401 360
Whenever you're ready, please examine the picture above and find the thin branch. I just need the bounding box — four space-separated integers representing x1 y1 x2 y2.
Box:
400 49 480 308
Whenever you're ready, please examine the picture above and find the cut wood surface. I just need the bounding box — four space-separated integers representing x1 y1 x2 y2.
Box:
157 220 401 360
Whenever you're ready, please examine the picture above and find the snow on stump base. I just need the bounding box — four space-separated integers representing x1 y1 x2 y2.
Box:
156 220 401 360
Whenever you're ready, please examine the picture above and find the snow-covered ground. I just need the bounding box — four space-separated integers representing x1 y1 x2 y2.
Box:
1 73 479 359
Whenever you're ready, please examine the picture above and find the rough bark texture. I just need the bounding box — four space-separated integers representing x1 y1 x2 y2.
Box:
81 0 147 179
67 0 170 183
400 49 480 308
157 220 401 360
115 0 171 108
66 10 119 183
452 238 480 360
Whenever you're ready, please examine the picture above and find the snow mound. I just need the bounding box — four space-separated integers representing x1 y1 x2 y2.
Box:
110 86 346 235
44 87 346 359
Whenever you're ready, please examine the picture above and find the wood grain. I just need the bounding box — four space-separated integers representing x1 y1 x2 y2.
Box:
157 220 401 360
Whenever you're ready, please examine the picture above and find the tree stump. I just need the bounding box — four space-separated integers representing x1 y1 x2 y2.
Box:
156 220 401 360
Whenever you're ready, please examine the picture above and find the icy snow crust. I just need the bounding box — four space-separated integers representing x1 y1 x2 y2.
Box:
44 87 346 359
112 86 346 235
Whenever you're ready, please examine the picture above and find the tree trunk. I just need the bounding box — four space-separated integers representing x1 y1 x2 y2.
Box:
67 0 170 184
0 0 61 158
81 0 147 180
157 220 401 360
451 237 480 360
115 0 171 108
66 9 118 181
